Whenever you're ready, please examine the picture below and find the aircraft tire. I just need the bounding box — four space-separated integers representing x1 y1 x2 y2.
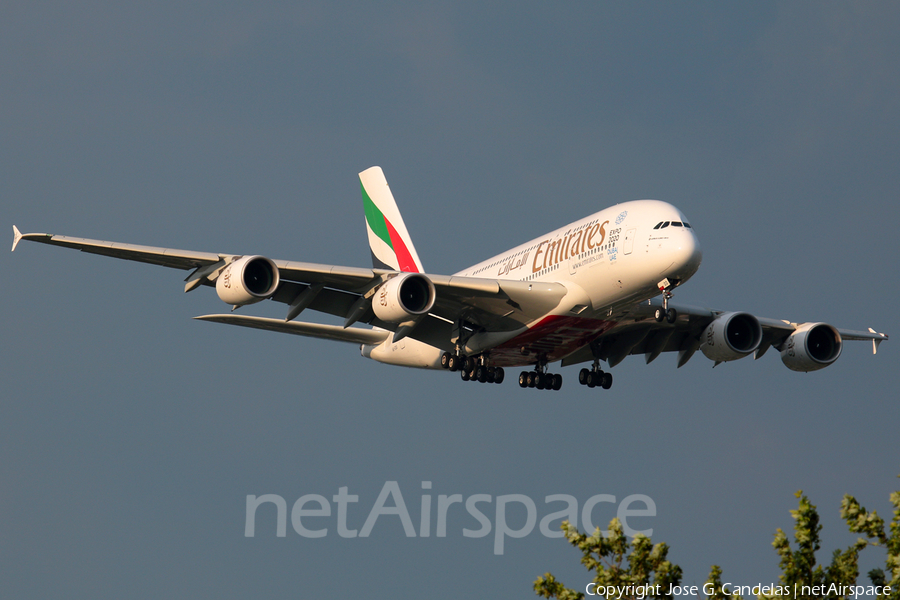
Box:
579 368 590 385
519 372 528 387
441 352 452 369
494 367 505 384
655 308 665 322
666 308 677 324
601 372 613 389
552 374 563 390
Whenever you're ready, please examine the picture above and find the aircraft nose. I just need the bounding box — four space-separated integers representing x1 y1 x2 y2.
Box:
675 229 703 275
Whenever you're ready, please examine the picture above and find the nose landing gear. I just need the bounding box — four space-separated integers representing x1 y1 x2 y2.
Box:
654 279 677 324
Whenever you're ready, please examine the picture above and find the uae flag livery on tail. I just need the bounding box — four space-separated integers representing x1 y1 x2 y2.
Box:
360 166 424 273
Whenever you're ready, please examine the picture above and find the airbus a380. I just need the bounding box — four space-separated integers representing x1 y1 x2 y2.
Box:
12 167 888 391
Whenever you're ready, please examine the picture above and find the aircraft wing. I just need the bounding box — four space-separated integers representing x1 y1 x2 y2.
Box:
561 299 888 369
12 227 567 351
12 227 223 269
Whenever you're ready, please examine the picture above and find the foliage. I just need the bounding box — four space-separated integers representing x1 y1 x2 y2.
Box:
840 487 900 600
534 517 682 600
536 484 900 600
759 491 866 600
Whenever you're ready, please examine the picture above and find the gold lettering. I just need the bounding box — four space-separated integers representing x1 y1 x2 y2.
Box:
586 224 600 249
532 242 546 273
547 239 561 268
570 230 583 258
597 220 608 247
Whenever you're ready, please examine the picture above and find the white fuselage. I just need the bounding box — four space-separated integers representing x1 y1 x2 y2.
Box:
363 200 703 369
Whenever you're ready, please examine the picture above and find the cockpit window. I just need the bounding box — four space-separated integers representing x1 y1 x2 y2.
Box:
655 220 693 230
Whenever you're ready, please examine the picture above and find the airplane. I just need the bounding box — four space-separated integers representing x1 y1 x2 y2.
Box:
11 166 888 391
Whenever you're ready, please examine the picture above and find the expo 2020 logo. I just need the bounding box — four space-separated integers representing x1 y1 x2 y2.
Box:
615 211 628 225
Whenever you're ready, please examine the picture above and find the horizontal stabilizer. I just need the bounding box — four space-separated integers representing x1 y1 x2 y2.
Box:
194 314 389 345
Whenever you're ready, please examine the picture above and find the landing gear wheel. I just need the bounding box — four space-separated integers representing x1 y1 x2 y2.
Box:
552 374 563 391
518 371 528 388
654 308 665 322
666 308 677 324
579 368 590 385
460 368 470 381
601 372 613 389
441 352 452 369
493 367 505 384
476 365 487 383
462 356 475 373
527 372 537 388
447 354 460 372
585 371 597 388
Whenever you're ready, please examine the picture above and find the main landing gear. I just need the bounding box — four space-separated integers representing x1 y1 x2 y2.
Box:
578 360 613 390
440 352 504 385
517 361 563 391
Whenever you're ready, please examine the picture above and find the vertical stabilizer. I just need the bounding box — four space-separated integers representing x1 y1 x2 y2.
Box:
360 166 424 273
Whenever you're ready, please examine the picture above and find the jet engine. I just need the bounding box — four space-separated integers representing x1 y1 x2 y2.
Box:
372 273 436 323
700 311 763 362
216 255 280 306
780 323 842 372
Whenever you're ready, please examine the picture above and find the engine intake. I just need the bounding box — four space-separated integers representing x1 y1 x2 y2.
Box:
700 312 763 362
216 255 280 306
780 323 842 372
372 273 436 323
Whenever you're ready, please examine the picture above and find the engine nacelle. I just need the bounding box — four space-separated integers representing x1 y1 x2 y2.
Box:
372 273 436 323
780 323 842 372
700 311 763 362
216 255 280 306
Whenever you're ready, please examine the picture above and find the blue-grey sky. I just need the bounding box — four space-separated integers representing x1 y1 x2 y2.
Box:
2 2 898 598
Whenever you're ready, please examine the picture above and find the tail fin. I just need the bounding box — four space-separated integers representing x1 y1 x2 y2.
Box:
360 166 424 273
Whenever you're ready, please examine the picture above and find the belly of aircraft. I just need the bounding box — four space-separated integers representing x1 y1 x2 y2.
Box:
487 314 616 367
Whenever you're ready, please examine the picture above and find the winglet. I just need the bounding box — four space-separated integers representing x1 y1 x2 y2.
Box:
11 225 23 252
868 328 887 354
